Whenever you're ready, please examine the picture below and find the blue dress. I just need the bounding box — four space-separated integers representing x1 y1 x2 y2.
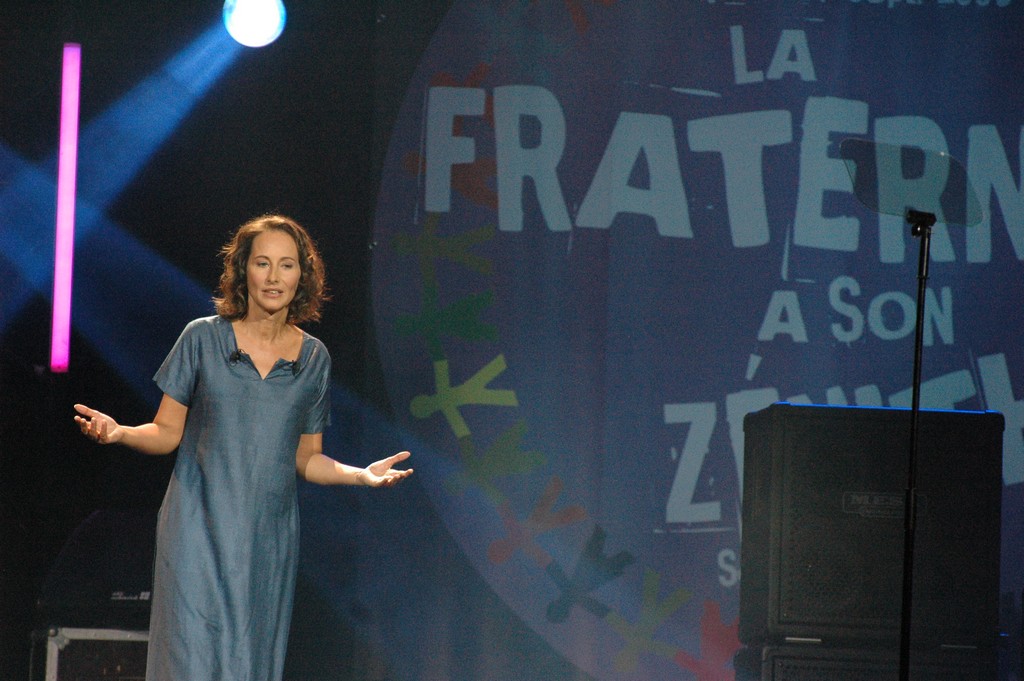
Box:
146 316 331 681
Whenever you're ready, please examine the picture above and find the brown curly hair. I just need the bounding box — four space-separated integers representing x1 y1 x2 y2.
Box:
213 214 329 324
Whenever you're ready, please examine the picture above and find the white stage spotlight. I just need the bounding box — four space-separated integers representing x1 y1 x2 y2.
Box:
223 0 286 48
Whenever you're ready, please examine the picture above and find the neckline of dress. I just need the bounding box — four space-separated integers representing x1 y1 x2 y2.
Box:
223 316 307 380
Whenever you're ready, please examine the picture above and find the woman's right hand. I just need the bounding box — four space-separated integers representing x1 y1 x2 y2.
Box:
74 404 125 445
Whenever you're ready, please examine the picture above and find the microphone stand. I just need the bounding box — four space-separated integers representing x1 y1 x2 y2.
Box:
898 207 937 681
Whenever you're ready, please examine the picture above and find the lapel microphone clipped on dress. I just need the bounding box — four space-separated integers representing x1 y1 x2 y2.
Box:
228 350 299 375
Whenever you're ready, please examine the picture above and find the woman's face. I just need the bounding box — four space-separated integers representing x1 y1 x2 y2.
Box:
245 229 301 319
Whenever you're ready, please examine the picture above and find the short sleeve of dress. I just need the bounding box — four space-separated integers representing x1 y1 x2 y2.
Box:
303 341 332 434
153 318 204 407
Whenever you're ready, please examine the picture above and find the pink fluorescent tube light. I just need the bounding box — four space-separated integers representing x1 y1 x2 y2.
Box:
50 43 81 373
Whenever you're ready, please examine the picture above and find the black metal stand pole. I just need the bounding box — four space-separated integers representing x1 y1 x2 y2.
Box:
899 208 936 681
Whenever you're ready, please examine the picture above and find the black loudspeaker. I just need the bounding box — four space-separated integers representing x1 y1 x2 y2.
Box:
739 403 1003 650
753 643 996 681
37 509 157 630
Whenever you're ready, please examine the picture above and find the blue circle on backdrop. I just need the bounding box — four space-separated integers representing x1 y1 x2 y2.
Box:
371 3 1024 678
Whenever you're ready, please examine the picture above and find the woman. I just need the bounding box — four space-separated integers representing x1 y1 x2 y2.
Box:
74 214 412 681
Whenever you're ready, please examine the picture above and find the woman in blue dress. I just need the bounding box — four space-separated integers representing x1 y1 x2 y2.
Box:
73 214 412 681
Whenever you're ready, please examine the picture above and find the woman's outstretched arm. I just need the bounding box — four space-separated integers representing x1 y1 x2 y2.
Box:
73 394 188 455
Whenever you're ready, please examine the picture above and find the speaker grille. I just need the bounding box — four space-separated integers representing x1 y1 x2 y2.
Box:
778 416 905 631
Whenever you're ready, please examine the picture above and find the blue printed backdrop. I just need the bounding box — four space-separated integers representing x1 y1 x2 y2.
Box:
368 2 1024 679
